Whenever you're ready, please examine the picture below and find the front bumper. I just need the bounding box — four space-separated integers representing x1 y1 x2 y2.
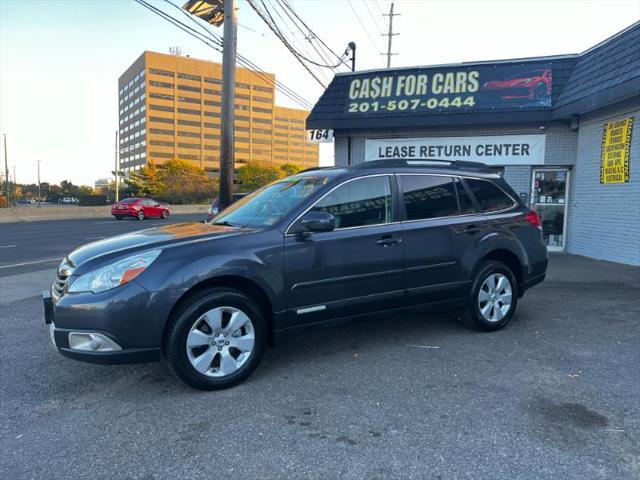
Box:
43 281 183 365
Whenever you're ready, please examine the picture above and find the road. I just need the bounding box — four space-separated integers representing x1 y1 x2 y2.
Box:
0 213 204 274
1 218 639 479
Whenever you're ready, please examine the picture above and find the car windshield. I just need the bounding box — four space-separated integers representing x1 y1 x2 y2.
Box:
211 174 334 228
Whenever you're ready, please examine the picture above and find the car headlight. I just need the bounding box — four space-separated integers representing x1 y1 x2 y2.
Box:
68 250 161 294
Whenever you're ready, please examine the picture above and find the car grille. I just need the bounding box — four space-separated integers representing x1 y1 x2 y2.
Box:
53 259 75 297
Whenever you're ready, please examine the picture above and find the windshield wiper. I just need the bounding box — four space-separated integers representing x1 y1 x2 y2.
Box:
211 220 238 227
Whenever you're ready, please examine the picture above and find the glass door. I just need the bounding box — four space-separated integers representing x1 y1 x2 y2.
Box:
531 169 570 251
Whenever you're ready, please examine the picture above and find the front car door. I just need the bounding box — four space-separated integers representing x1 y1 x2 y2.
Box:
284 174 405 326
399 174 483 305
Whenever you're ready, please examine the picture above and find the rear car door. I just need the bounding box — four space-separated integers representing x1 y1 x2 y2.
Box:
141 199 158 218
399 174 483 306
284 174 405 326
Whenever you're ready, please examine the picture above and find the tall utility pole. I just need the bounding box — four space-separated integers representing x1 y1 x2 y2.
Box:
13 166 16 202
219 0 238 210
114 130 120 202
182 0 236 209
3 134 9 207
382 2 399 68
36 160 41 208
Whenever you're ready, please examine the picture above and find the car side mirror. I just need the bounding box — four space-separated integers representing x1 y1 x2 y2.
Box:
300 211 335 233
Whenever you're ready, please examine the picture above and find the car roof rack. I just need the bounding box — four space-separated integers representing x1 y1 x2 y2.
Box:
297 166 342 173
354 158 494 173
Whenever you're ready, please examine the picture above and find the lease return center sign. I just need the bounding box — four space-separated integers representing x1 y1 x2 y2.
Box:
365 135 546 166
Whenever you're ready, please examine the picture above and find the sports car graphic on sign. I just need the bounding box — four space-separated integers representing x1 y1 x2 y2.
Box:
480 69 552 103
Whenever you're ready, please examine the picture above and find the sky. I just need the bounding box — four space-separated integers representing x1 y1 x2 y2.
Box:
1 0 639 186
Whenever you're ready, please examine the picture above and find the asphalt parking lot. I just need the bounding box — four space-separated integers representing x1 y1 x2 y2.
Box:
1 218 639 479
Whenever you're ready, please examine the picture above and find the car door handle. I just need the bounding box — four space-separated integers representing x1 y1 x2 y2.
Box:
464 224 483 234
376 235 402 247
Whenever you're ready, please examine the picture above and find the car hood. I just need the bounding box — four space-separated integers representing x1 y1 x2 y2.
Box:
67 222 256 270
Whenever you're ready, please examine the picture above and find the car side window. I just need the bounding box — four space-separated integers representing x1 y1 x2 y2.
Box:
401 175 458 220
465 178 516 212
309 176 392 229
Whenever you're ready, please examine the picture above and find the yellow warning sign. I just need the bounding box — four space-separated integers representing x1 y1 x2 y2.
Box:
600 117 633 184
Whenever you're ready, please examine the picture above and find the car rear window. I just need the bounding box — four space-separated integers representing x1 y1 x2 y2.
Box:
465 178 515 213
401 175 458 220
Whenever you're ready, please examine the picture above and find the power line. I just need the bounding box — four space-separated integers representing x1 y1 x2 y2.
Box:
346 0 383 54
279 0 351 69
250 0 346 70
247 0 330 88
133 0 313 108
363 0 386 39
137 0 312 108
267 0 331 83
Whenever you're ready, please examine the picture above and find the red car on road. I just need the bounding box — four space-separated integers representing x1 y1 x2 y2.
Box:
111 198 170 221
481 69 552 101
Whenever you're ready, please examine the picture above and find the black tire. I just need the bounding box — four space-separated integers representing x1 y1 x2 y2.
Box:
535 82 547 101
137 210 145 221
161 209 169 219
115 216 123 220
465 260 518 331
165 288 267 390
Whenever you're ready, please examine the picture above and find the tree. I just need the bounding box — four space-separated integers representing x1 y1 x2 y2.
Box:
237 162 303 191
124 158 217 204
279 163 302 177
161 158 217 204
126 161 164 198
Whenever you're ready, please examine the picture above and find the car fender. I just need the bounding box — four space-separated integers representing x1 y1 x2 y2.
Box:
461 222 529 280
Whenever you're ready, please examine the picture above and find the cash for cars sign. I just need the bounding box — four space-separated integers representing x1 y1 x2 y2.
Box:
345 63 552 115
365 135 546 166
600 118 634 184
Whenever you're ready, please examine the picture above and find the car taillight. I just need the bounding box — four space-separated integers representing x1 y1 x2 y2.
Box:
526 210 542 229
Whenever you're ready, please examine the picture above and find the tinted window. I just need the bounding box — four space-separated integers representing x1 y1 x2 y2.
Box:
311 176 392 229
465 178 515 212
454 178 475 214
402 175 458 220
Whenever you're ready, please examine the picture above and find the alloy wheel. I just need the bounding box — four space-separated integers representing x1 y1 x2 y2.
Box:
186 306 255 377
478 273 513 322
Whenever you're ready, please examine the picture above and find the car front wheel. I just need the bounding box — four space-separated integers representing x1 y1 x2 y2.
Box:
465 260 518 331
165 288 266 390
161 210 169 219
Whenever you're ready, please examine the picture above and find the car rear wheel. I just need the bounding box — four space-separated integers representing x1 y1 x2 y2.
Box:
161 210 169 219
465 260 518 331
165 288 266 390
137 210 145 221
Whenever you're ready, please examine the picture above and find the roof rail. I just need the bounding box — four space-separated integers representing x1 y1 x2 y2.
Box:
297 166 335 173
355 158 493 172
